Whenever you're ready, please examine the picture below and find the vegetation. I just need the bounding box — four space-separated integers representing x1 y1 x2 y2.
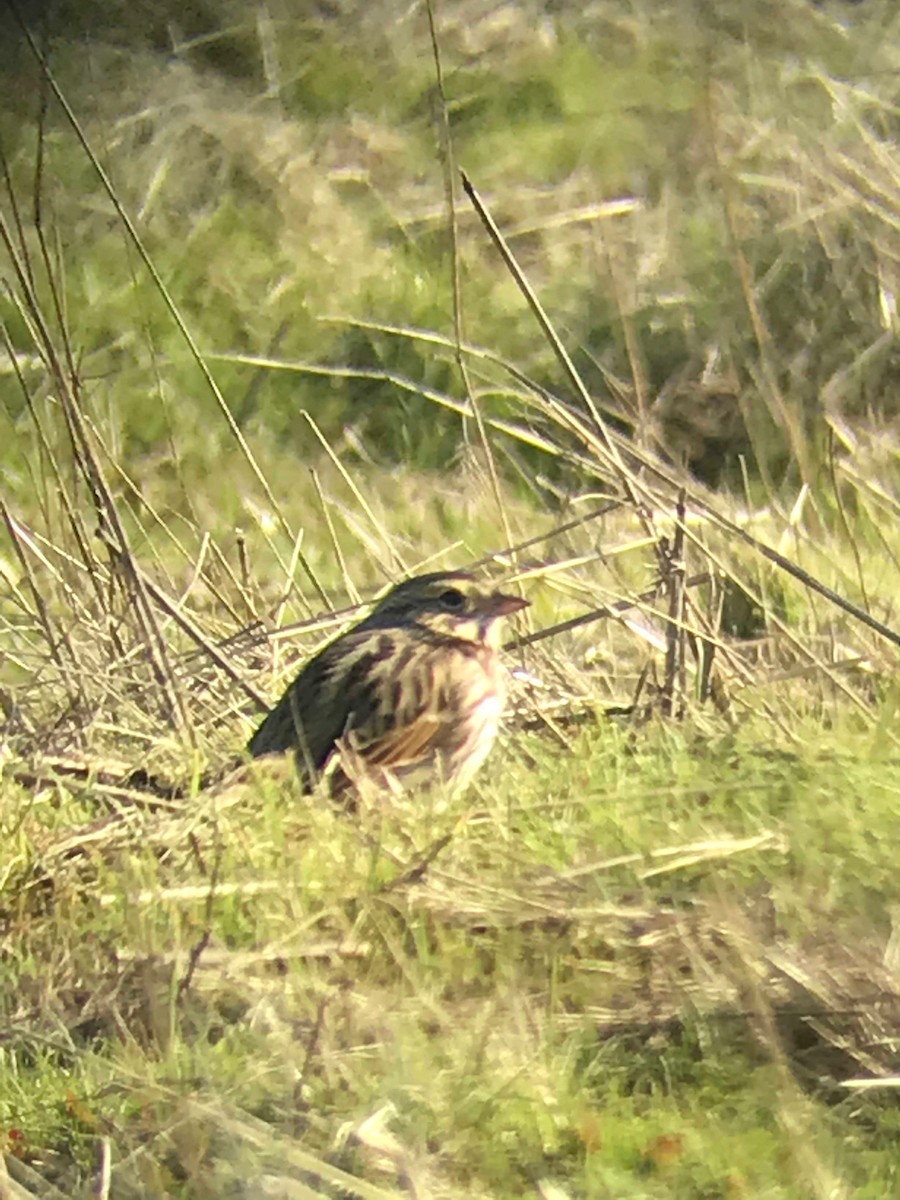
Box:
1 1 899 1195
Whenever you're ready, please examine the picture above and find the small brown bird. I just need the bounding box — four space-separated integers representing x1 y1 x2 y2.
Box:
247 571 528 798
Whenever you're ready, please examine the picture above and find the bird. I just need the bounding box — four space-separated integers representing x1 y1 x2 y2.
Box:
246 570 529 800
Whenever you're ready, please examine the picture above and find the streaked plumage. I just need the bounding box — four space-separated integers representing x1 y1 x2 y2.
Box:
247 571 528 798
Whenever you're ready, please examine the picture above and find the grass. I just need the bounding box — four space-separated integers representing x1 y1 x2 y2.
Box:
4 722 899 1196
2 0 900 1196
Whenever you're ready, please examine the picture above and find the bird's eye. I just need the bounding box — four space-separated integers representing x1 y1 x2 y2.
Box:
438 588 466 611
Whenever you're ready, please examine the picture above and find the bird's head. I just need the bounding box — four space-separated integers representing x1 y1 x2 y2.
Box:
363 571 529 647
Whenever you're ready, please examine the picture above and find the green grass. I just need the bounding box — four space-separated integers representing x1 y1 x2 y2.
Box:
3 723 899 1196
2 1 900 1196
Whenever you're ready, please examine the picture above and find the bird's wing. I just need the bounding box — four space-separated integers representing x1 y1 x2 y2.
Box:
247 628 392 766
248 628 445 779
355 708 443 769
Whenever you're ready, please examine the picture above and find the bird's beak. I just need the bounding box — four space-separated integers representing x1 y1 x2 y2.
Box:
483 592 530 618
